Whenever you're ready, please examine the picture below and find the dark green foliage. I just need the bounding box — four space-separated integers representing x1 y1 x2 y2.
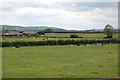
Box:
30 33 39 37
43 28 55 33
25 33 39 37
14 45 20 48
70 34 80 38
104 24 115 38
1 38 120 47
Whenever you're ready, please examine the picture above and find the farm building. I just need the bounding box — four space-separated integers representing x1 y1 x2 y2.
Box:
23 31 45 36
0 30 45 36
1 30 23 36
23 31 37 34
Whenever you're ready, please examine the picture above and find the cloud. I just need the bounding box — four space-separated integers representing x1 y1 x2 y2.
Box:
0 0 118 30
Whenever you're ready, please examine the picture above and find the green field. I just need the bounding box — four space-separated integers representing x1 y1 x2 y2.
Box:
1 33 118 42
2 44 118 78
45 33 118 38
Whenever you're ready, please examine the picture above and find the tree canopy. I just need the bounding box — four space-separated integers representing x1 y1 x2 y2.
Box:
43 28 55 33
104 24 115 38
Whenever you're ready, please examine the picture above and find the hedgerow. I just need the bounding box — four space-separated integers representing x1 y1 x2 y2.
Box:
1 38 120 47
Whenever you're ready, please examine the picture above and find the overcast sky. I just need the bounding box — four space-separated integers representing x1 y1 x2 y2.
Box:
0 0 118 30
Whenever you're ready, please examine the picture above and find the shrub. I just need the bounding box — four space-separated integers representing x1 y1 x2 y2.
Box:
70 34 80 38
15 45 20 48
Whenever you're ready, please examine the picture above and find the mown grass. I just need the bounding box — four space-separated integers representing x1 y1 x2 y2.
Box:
2 44 118 78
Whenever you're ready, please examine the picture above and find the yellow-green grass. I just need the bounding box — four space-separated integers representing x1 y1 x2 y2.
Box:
2 44 118 78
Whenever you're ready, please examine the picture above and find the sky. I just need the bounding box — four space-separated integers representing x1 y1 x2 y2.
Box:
0 0 118 30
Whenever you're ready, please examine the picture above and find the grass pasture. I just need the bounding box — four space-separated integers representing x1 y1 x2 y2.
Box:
2 44 118 78
45 33 118 38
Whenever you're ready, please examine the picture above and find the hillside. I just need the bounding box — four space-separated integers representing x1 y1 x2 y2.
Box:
1 25 67 31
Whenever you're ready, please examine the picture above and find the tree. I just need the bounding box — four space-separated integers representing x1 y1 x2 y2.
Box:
104 24 115 38
43 28 55 33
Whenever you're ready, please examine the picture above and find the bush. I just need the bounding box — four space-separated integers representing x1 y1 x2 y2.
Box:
70 34 80 38
15 45 20 48
104 36 112 38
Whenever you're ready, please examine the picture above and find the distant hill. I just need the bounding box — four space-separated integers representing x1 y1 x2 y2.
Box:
1 25 67 31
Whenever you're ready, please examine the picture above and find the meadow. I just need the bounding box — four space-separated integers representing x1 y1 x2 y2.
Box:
2 44 118 78
2 32 119 78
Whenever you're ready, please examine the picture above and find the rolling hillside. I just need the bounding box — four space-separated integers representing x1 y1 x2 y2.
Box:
1 25 67 31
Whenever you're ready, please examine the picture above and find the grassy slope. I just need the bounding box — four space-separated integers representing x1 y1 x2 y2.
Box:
2 44 118 78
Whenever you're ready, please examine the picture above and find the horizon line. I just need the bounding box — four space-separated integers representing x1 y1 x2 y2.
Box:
0 24 118 30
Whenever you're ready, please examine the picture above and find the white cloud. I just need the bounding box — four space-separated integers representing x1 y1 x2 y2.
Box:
0 0 118 30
